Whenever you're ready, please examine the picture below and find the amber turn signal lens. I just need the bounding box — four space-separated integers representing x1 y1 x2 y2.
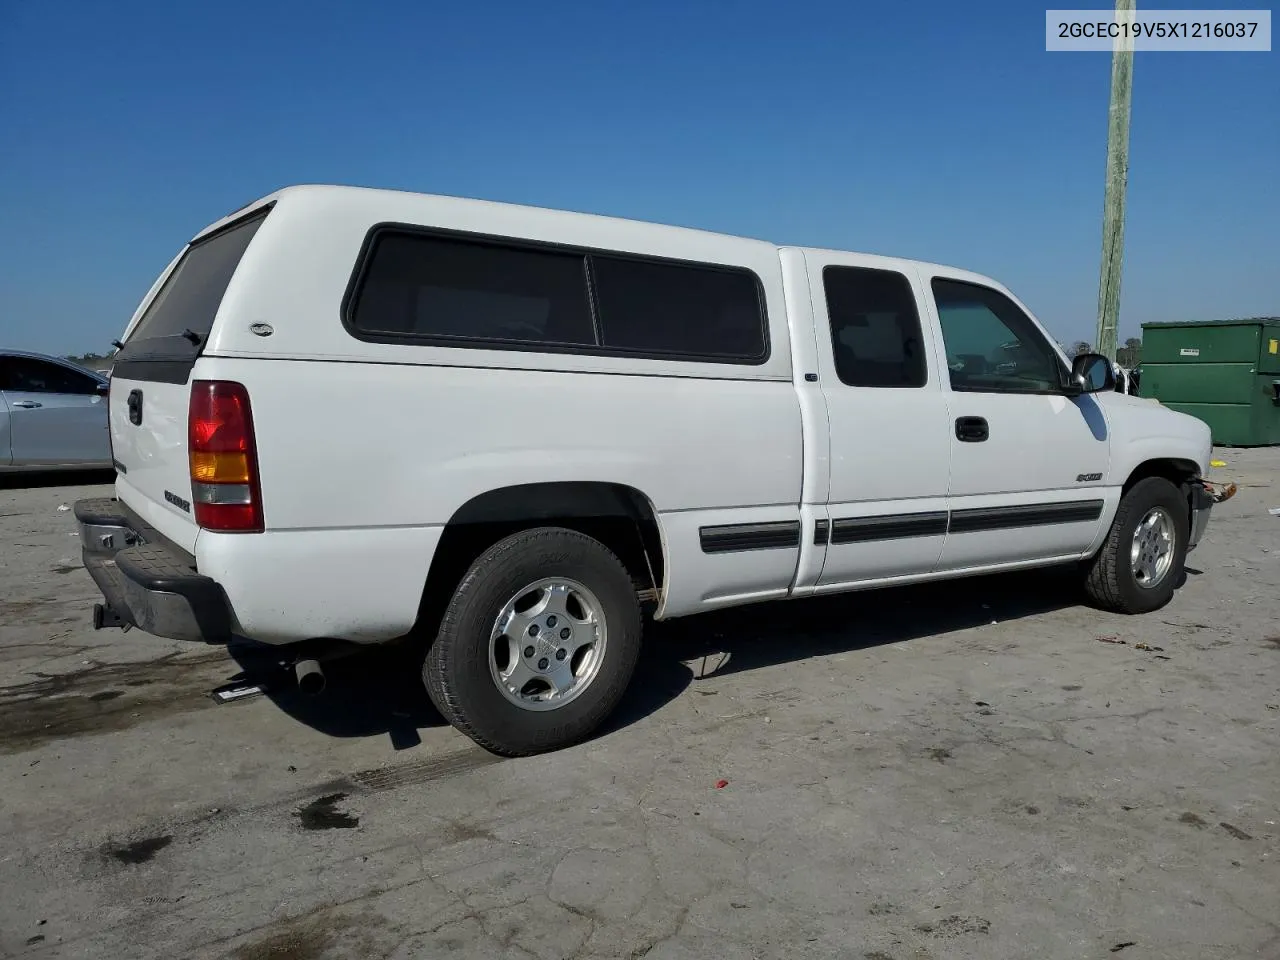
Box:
190 451 251 484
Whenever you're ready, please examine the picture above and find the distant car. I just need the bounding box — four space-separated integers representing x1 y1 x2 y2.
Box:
1113 363 1141 396
0 350 112 472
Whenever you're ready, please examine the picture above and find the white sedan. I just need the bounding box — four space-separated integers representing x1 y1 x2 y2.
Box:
0 350 112 472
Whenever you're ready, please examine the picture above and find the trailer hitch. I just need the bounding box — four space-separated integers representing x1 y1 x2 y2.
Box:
92 603 132 632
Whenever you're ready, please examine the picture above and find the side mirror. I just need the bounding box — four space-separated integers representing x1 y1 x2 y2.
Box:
96 381 110 395
1069 353 1116 395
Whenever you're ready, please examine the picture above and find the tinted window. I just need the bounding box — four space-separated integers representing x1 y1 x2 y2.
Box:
823 267 926 387
127 210 268 345
2 357 102 395
349 233 596 347
932 279 1063 394
591 256 766 361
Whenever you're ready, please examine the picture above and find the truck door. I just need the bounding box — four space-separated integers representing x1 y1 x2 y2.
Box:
922 272 1110 570
802 251 953 589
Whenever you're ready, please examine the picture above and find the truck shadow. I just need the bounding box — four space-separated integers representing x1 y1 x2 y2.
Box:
605 566 1084 734
225 642 444 749
233 566 1083 750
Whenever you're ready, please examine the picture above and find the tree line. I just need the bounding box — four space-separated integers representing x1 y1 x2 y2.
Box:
1061 337 1142 368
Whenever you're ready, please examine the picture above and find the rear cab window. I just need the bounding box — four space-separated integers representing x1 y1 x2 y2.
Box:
821 266 928 388
114 208 270 382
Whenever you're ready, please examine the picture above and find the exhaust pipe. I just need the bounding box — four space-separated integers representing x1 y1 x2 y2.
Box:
294 658 326 695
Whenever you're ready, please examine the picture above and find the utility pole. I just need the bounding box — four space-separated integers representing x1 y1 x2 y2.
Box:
1095 0 1136 362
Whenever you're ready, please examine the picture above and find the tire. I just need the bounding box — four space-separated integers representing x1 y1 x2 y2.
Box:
1083 477 1189 614
424 526 642 757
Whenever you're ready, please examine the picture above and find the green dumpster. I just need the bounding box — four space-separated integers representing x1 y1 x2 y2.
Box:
1140 317 1280 446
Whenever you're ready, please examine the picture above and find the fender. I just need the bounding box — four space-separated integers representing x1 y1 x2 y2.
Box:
1099 393 1213 484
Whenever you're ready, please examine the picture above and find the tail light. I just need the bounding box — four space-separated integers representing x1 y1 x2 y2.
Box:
188 380 264 532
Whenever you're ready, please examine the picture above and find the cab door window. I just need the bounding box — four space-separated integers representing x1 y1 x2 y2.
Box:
931 278 1063 394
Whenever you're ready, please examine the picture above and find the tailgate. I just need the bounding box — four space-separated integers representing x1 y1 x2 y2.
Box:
110 375 202 551
108 208 270 552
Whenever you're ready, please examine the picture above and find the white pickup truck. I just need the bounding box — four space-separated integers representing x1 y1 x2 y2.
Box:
77 184 1218 756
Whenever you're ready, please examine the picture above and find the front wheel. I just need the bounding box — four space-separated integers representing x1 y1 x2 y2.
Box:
424 527 642 756
1083 477 1189 614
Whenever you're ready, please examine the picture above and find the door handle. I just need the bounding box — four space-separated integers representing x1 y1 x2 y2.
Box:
955 416 989 442
12 400 42 409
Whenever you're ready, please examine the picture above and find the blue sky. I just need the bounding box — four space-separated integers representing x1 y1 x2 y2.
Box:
1 0 1275 356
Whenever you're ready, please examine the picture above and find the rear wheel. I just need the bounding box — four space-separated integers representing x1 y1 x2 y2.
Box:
424 526 642 756
1083 477 1189 614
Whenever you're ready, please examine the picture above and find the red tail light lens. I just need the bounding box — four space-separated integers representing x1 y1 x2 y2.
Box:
188 380 263 532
